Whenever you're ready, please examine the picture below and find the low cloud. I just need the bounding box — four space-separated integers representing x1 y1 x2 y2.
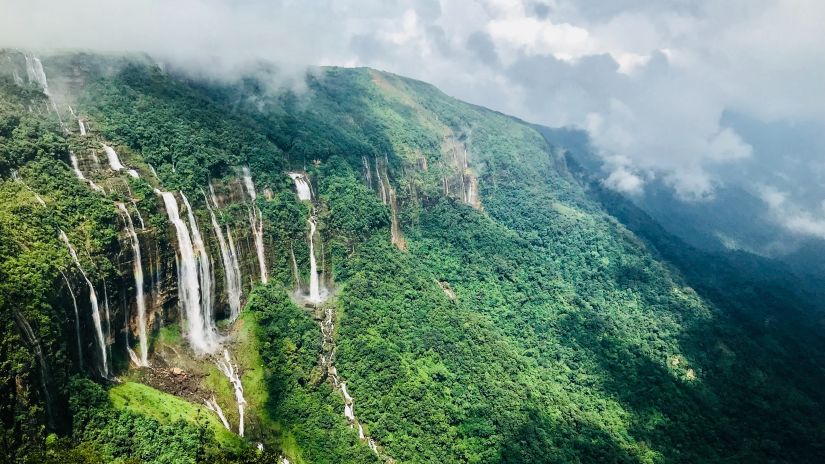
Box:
2 0 824 214
759 186 825 240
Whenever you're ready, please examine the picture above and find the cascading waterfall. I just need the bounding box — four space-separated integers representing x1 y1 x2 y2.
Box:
227 227 242 291
204 188 242 320
60 270 84 370
288 172 312 201
159 191 218 354
308 217 322 303
131 201 146 229
205 396 231 431
181 192 216 342
289 172 325 303
319 307 383 456
13 309 53 426
216 349 246 436
241 167 268 283
24 53 64 127
59 230 108 377
375 158 387 204
78 120 87 136
103 143 125 171
25 54 49 93
102 144 140 178
290 242 300 290
362 156 373 189
117 203 149 366
69 152 103 192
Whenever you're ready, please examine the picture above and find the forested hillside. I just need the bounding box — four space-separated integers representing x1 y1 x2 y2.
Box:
1 50 824 464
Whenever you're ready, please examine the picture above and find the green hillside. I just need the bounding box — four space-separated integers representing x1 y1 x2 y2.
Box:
1 52 824 463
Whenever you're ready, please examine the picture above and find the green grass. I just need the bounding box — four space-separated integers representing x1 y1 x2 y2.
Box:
109 381 244 450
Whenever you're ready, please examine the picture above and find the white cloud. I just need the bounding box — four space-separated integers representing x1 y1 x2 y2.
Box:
1 0 823 211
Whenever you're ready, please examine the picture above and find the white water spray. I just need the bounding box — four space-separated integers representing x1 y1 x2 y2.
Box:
117 203 149 366
308 217 322 303
181 192 216 342
60 271 84 370
103 144 125 171
216 349 246 436
69 152 103 192
205 396 231 431
205 188 242 319
241 167 267 283
160 192 217 354
59 230 108 377
288 172 312 201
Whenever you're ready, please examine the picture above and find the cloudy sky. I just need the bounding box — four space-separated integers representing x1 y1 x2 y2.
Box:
3 0 825 234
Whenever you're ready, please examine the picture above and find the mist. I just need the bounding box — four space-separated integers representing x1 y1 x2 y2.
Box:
3 0 824 241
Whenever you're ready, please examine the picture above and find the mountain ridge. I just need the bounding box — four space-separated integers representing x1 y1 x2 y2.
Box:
1 50 824 463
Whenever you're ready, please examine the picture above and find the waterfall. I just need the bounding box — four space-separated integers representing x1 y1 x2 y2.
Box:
12 309 53 426
59 230 108 377
289 173 325 302
226 227 242 292
131 201 146 229
24 53 63 124
375 158 387 204
216 349 246 436
290 242 300 290
117 203 149 366
287 172 312 201
205 396 231 430
362 156 373 189
78 119 87 136
241 167 267 283
103 144 126 171
69 152 103 192
60 271 84 370
159 192 217 354
319 306 384 456
308 217 322 303
101 143 139 177
181 192 218 349
25 54 49 93
204 189 242 320
388 186 405 250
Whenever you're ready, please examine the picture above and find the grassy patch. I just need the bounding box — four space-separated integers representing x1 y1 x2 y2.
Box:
109 381 244 450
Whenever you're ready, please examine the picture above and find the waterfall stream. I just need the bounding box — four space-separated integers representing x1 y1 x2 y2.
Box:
205 396 231 430
59 230 108 377
204 188 243 320
241 167 268 284
102 144 139 178
181 192 217 342
13 309 53 426
289 172 326 303
319 307 384 456
308 217 322 303
117 203 149 366
288 172 312 201
216 349 246 436
159 192 218 354
60 271 84 370
69 152 103 192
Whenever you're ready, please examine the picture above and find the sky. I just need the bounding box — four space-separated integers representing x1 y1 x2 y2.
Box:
2 0 825 237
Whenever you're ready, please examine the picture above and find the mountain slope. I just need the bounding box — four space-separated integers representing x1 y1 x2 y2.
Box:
1 51 824 464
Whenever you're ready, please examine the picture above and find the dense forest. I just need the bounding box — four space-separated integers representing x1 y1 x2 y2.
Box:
1 50 824 463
